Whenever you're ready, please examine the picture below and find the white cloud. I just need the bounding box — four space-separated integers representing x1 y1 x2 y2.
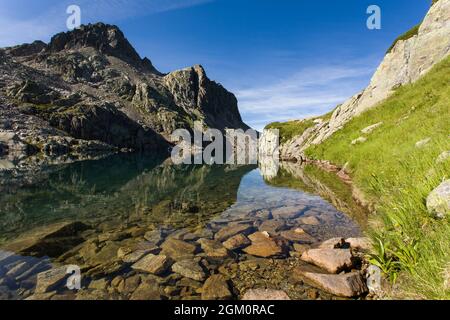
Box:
0 0 212 47
235 63 376 130
73 0 212 22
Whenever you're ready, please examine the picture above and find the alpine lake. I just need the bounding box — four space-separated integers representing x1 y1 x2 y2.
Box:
0 153 368 300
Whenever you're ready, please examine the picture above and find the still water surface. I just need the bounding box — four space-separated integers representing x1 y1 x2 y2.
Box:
0 154 365 300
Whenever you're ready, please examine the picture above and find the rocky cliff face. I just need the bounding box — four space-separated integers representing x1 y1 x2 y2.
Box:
281 0 450 161
0 23 249 167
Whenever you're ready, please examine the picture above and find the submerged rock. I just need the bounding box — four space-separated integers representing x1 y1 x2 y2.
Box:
88 279 109 291
426 180 450 219
243 232 286 258
25 292 57 300
301 249 354 274
144 229 165 246
215 224 255 242
122 275 142 294
258 220 288 234
242 289 291 300
5 261 30 278
172 259 206 281
198 239 229 259
4 222 89 257
222 234 251 251
201 275 232 300
131 254 172 275
160 238 197 261
118 248 151 264
271 206 305 219
35 266 70 293
280 228 316 244
130 279 162 300
0 251 15 264
297 216 321 226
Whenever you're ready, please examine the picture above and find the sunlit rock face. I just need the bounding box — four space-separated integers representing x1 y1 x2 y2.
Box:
0 23 249 166
281 0 450 161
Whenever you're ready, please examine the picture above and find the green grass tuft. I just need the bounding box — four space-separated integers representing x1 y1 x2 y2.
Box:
386 24 421 54
386 0 441 54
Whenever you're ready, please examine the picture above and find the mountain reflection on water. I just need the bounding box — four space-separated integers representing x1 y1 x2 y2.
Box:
0 154 255 242
0 153 367 300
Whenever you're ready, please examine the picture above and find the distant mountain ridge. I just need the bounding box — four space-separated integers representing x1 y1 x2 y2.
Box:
0 23 249 165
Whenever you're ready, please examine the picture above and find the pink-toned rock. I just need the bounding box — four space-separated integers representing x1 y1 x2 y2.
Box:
318 238 346 249
300 271 368 298
346 237 372 251
242 289 291 300
301 248 353 274
293 243 311 254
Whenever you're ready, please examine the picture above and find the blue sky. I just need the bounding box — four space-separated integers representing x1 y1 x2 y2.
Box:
0 0 431 129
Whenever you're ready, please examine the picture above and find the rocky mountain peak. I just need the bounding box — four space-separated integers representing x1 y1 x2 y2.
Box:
0 22 249 163
48 23 159 73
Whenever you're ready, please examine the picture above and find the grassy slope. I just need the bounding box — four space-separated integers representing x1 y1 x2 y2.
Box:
304 56 450 298
265 111 333 144
266 119 315 144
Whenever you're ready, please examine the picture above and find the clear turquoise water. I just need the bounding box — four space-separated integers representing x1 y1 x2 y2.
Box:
0 154 364 300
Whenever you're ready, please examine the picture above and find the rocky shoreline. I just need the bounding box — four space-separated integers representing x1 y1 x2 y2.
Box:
301 159 375 213
1 199 375 300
